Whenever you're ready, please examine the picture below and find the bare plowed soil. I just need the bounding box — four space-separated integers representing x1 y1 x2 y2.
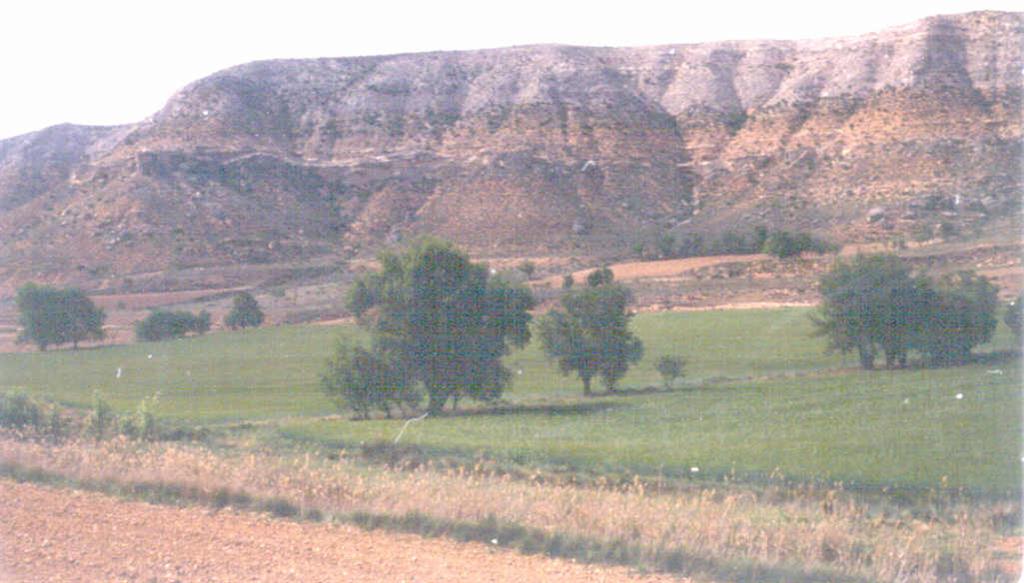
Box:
0 479 681 582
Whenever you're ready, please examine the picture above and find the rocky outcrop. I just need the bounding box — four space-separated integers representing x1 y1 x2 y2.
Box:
0 11 1019 291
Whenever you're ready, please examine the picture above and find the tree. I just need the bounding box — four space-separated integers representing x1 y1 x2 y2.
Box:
538 274 644 395
917 271 999 365
1005 293 1022 344
135 310 211 342
813 254 931 369
321 343 418 419
655 355 685 389
516 260 536 279
15 283 105 351
224 292 265 329
586 267 614 288
345 239 536 414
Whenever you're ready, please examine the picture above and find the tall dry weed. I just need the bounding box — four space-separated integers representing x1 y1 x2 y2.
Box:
0 432 1016 582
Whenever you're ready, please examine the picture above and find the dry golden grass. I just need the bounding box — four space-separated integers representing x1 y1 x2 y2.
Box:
1 433 1017 582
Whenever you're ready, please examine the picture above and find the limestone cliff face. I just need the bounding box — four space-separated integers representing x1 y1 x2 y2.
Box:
0 11 1019 289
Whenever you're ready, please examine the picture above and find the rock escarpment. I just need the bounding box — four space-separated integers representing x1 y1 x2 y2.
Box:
0 11 1019 290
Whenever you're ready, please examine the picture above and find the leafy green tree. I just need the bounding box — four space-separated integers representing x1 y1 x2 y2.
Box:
346 239 535 414
917 271 999 365
15 283 105 351
135 310 211 342
321 343 418 419
655 355 685 389
538 276 644 395
224 291 265 329
1006 293 1022 344
813 254 932 369
585 267 614 287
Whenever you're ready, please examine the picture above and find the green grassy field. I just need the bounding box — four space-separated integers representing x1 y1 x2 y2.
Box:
284 363 1021 493
2 307 1019 492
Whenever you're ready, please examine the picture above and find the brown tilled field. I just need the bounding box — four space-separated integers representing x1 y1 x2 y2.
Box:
0 479 681 583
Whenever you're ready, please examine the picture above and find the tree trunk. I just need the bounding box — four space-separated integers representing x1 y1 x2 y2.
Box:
427 390 446 415
857 342 875 370
582 376 592 397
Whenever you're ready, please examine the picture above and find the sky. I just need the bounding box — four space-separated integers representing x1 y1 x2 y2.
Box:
0 0 1018 140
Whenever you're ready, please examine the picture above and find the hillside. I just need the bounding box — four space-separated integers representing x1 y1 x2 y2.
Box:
0 11 1020 294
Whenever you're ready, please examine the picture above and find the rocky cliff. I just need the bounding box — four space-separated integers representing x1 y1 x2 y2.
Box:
0 11 1019 291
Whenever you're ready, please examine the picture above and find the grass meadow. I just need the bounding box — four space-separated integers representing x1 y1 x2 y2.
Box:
2 307 1019 493
2 306 1021 581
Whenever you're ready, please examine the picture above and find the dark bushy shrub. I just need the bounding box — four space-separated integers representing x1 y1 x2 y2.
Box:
0 392 43 429
136 310 211 342
224 292 265 329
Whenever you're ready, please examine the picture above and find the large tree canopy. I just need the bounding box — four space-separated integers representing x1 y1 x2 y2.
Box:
16 283 105 351
917 271 999 365
814 254 932 369
815 254 999 368
346 239 535 414
538 271 643 395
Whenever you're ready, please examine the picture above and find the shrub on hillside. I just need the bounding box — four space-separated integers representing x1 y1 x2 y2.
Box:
761 230 834 258
224 292 265 329
136 309 211 342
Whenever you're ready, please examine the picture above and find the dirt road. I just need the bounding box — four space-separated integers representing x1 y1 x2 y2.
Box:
0 479 682 582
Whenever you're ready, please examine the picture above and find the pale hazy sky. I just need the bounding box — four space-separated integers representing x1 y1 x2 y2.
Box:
0 0 1018 140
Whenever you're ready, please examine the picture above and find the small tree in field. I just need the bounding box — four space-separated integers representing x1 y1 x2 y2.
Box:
538 272 643 395
16 283 105 351
225 291 264 329
655 355 685 389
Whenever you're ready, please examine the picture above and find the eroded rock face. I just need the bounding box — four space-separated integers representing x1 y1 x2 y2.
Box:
0 11 1019 289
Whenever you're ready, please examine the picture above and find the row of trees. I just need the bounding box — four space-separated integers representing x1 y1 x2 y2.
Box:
634 225 835 261
16 285 265 350
135 291 264 342
814 254 1008 369
322 240 650 417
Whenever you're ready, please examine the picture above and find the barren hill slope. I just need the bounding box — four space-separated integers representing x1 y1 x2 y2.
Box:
0 11 1019 293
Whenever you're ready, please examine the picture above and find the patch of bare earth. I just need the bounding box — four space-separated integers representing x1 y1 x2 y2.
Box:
0 479 681 583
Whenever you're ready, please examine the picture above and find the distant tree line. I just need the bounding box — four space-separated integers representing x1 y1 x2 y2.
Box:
15 285 266 350
814 254 1007 369
634 225 836 261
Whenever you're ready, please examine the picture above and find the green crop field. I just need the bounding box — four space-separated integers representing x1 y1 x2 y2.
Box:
2 307 1019 493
